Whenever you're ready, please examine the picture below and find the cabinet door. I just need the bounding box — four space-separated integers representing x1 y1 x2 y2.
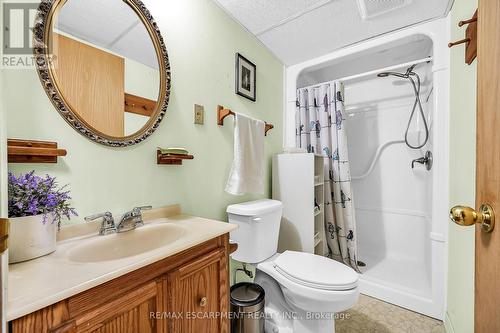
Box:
74 279 166 333
167 248 229 333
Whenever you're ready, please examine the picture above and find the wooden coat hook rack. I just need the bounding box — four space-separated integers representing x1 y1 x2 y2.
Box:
449 9 477 65
7 139 67 163
217 105 274 136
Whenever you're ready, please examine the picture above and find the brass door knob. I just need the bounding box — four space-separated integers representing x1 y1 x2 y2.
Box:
199 297 207 307
450 204 495 233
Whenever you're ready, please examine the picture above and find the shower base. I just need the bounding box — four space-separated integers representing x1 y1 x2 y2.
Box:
358 254 436 318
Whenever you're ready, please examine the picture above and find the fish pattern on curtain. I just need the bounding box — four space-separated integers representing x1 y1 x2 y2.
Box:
296 82 359 271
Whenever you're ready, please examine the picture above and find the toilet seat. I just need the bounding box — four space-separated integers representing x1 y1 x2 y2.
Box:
273 251 358 291
256 252 359 314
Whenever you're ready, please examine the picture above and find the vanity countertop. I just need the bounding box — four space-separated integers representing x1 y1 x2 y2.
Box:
7 206 237 321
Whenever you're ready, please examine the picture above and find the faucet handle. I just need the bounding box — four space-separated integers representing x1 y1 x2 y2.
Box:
133 206 152 213
84 212 112 222
411 151 433 170
131 206 152 227
84 212 116 235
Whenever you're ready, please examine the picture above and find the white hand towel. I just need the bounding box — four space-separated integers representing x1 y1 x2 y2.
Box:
225 114 265 195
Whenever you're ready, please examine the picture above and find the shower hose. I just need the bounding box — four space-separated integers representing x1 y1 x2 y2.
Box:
404 70 429 149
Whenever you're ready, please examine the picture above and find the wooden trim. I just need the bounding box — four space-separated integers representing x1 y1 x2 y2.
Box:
124 93 156 117
475 1 500 331
0 218 8 254
220 234 230 333
7 139 67 163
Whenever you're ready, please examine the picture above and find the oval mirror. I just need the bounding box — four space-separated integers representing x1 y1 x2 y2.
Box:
34 0 171 147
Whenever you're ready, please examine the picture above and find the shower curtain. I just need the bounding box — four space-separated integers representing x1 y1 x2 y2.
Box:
296 82 359 271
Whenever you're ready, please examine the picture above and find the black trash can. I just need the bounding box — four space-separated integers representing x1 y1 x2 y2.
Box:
230 282 265 333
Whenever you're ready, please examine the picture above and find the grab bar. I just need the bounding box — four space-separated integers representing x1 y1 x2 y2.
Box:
351 140 404 180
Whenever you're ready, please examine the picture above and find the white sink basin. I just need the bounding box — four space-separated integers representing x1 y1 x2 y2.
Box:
66 223 186 262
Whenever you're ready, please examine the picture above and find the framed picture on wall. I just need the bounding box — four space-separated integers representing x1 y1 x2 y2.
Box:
235 53 256 101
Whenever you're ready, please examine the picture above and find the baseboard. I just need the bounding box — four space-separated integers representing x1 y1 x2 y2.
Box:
444 312 456 333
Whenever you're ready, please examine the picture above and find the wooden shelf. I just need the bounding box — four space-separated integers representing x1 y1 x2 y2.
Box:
8 139 67 163
157 150 194 165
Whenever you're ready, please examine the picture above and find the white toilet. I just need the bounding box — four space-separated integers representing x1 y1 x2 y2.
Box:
228 199 359 333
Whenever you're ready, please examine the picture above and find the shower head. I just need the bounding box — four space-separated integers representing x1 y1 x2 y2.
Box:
377 71 407 78
377 64 419 79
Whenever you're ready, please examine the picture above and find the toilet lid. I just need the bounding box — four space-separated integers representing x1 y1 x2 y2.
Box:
274 251 359 291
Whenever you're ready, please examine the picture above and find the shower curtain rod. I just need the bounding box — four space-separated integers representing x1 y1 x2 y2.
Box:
299 56 433 91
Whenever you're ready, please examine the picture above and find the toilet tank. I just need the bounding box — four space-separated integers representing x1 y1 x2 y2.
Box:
227 200 283 264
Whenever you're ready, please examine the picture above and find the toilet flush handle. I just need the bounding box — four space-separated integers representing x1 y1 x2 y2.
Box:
251 217 262 222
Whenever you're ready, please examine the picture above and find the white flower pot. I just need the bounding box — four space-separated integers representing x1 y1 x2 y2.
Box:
9 214 57 263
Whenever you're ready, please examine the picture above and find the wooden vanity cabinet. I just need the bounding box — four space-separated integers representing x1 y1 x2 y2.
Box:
9 235 230 333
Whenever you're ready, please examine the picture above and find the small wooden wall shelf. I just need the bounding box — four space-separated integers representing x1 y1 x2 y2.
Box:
449 9 477 65
217 105 274 136
7 139 67 163
157 150 194 165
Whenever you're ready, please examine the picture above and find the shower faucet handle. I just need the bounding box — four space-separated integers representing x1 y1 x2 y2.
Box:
411 151 433 170
411 157 427 168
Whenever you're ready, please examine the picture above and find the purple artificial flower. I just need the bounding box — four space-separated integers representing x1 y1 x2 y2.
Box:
8 171 78 230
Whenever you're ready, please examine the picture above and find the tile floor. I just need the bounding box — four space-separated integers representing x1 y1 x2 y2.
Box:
336 295 445 333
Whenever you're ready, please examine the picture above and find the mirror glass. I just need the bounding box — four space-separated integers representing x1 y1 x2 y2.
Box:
50 0 160 138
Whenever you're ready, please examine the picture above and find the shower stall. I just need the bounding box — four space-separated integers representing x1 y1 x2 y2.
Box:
284 19 449 319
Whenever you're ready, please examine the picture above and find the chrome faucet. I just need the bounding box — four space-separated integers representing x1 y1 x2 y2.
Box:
84 212 117 235
116 206 152 233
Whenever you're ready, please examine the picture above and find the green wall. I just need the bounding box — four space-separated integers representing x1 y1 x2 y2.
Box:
445 0 477 332
3 0 284 223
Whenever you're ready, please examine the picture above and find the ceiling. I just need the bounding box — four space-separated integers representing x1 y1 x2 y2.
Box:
213 0 454 65
55 0 158 69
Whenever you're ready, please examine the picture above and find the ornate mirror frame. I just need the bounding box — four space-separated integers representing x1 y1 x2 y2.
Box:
33 0 171 147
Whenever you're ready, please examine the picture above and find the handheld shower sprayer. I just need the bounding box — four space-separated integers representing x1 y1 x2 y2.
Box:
377 64 430 150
